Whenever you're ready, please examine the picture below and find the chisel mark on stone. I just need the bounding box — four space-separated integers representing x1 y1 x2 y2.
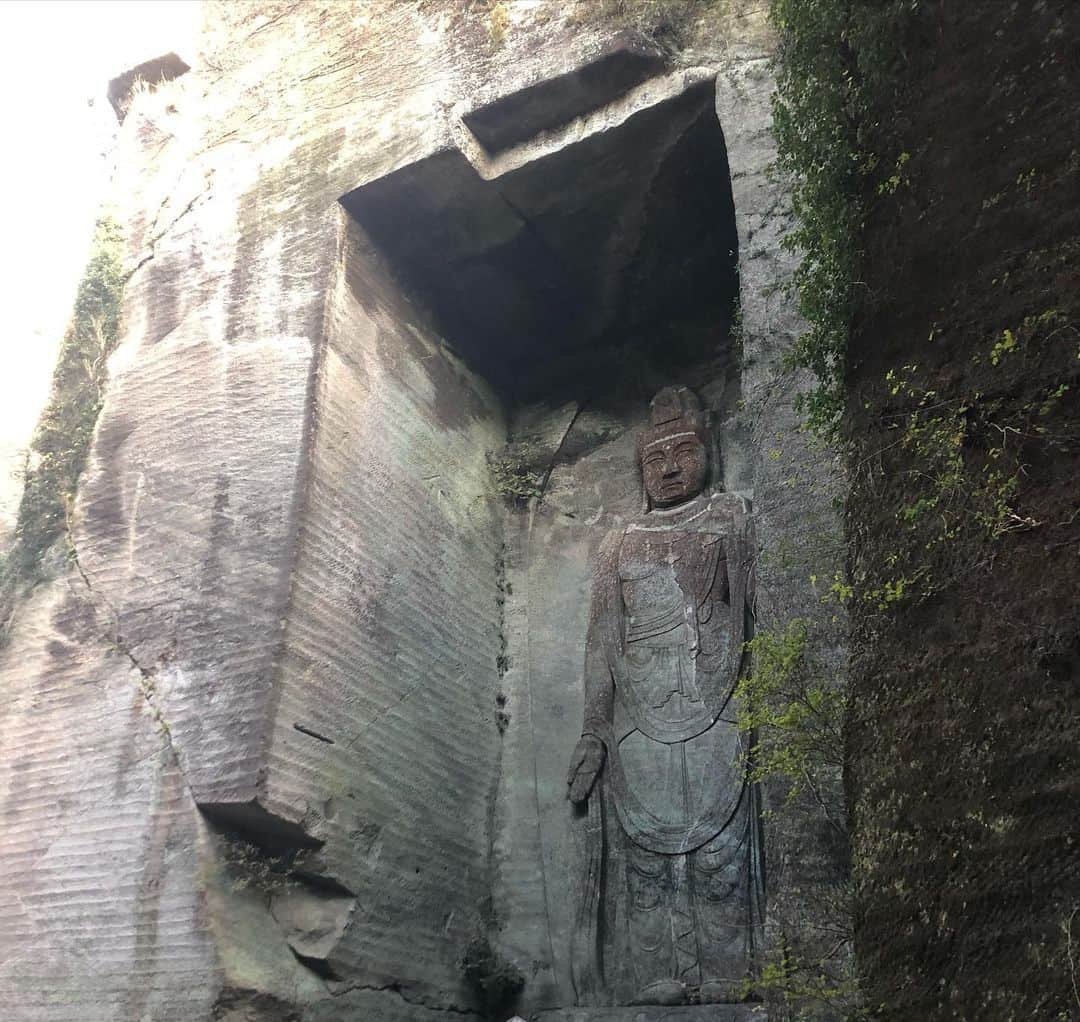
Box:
293 723 335 744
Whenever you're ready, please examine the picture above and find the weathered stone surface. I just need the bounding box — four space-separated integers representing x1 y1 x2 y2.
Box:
0 581 217 1021
254 211 507 1002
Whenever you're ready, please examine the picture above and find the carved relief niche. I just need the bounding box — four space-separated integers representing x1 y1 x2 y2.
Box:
321 47 753 1019
340 60 739 402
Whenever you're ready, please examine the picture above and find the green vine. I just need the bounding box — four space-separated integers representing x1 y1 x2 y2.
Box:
737 615 854 1017
850 351 1063 612
2 216 126 610
769 0 926 433
737 618 845 830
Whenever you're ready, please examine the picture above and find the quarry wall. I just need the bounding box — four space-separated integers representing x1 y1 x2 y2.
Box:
0 3 848 1020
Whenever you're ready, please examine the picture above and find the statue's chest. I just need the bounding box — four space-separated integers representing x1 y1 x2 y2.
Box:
618 530 725 644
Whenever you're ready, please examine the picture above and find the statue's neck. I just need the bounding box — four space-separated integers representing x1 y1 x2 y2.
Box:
633 491 717 532
649 491 711 516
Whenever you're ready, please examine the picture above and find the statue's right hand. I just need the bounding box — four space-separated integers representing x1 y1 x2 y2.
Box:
567 734 606 804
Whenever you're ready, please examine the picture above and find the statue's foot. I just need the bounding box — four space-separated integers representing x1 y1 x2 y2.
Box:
633 979 685 1005
700 978 754 1003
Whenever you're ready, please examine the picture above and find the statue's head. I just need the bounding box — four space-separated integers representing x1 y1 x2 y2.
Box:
638 386 711 510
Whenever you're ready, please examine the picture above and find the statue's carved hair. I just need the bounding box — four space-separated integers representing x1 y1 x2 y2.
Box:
637 386 719 512
637 386 711 456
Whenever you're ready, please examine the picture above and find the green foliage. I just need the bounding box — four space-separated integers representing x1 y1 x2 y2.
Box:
989 328 1018 366
3 216 126 593
219 834 307 895
769 1 861 432
460 933 524 1014
876 150 911 196
737 617 854 1017
857 361 1046 610
897 402 1023 541
769 0 925 433
487 437 546 507
737 618 845 830
487 1 510 49
750 935 866 1021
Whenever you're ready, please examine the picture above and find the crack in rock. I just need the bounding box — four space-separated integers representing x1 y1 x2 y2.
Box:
66 518 194 800
127 176 213 281
326 980 483 1018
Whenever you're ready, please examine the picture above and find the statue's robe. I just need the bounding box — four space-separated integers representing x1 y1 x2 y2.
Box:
572 491 764 1003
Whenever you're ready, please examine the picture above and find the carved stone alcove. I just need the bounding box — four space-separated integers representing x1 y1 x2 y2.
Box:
299 53 754 1018
341 68 739 401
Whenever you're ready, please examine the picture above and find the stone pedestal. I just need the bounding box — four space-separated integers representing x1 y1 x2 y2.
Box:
533 1006 764 1021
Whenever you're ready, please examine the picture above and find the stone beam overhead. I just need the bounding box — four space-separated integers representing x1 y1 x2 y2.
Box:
453 66 718 180
106 52 191 122
461 37 668 154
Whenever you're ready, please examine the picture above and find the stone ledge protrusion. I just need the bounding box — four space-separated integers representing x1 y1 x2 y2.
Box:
106 51 190 122
462 38 667 155
199 799 324 854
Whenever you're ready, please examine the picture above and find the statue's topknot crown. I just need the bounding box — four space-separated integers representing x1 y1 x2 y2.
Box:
638 386 710 453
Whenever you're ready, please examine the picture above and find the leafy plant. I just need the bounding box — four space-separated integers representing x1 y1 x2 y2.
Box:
460 933 523 1014
219 834 307 895
769 1 927 433
852 361 1045 611
737 618 845 834
737 615 854 1017
487 1 510 49
1 216 126 621
487 437 546 507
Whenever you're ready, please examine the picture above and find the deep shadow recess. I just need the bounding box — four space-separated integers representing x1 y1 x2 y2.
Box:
340 78 739 408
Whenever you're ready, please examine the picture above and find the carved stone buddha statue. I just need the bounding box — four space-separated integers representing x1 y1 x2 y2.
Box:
566 385 764 1007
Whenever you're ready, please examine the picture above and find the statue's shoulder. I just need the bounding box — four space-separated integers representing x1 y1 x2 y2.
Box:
593 526 626 571
701 491 752 529
707 490 750 512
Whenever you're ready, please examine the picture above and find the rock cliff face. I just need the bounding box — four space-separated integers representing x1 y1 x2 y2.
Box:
844 5 1080 1019
0 3 846 1020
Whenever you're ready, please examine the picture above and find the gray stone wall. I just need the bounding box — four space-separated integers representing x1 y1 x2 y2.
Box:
257 212 507 1001
0 582 218 1021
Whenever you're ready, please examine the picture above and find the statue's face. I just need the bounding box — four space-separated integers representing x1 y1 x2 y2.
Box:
641 433 708 508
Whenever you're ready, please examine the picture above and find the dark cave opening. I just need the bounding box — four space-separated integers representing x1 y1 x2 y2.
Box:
339 76 740 412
